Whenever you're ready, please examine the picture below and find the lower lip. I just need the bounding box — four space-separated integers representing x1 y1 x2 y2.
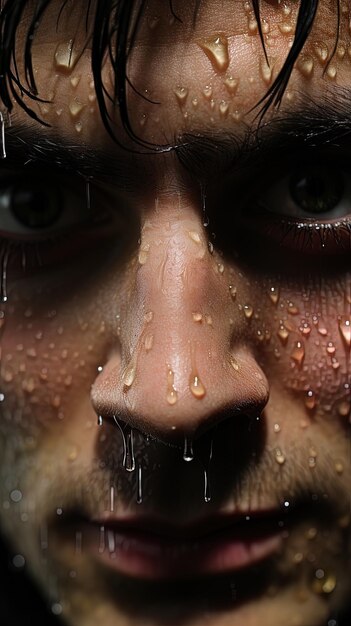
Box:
85 523 282 580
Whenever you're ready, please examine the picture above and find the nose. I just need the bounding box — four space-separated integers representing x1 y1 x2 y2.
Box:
91 195 269 442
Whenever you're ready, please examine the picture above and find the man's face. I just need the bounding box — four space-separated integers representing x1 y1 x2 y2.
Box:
0 0 350 624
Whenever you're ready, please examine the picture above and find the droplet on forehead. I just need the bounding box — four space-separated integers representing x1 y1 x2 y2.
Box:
54 40 79 72
198 34 230 73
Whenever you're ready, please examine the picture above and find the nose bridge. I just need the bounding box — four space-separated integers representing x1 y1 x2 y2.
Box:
92 195 269 440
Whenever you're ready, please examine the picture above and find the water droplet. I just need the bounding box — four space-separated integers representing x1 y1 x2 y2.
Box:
278 22 293 34
218 262 225 274
305 389 317 410
243 304 254 319
166 367 178 405
12 554 25 568
192 312 203 323
75 122 83 133
229 285 237 301
144 310 154 323
230 356 240 371
99 525 105 553
314 41 329 63
107 529 115 553
224 76 239 94
299 321 311 336
190 374 206 398
260 59 272 85
205 314 213 326
0 111 6 159
123 361 136 388
51 603 63 616
269 286 280 305
54 40 78 72
277 324 289 344
138 242 150 265
297 55 314 78
219 101 229 117
136 463 143 504
10 489 22 503
335 461 344 474
70 75 81 88
312 571 336 594
274 423 281 433
326 65 337 79
317 319 328 335
337 400 350 417
174 86 188 106
69 99 84 117
199 34 230 72
248 18 258 33
97 415 103 426
287 301 299 315
183 437 194 462
338 317 350 349
203 85 213 99
291 341 305 367
188 230 202 244
144 333 154 351
275 448 285 464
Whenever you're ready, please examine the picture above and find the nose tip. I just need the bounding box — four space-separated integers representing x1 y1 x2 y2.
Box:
92 345 269 443
91 201 269 443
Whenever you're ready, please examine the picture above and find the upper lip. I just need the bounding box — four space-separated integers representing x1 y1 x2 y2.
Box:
89 508 290 541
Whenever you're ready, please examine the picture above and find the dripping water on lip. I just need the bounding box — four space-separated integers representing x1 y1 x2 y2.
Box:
113 416 136 472
97 415 103 426
0 112 6 159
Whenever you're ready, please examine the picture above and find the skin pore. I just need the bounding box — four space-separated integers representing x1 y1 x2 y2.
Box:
0 0 350 625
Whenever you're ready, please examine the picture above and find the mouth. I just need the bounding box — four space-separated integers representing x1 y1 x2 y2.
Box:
74 510 285 580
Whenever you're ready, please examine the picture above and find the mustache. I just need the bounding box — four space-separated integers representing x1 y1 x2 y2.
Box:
31 420 350 525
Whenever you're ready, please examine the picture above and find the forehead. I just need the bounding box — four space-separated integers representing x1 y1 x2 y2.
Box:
3 0 347 147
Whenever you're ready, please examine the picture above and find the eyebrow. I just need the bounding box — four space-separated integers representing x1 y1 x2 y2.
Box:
2 88 351 188
177 89 351 181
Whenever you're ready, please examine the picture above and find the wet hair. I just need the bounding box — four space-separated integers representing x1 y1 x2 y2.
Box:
0 0 332 149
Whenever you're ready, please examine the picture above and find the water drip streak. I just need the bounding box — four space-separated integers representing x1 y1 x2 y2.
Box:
125 429 136 472
0 112 6 159
201 184 209 228
136 463 143 504
203 437 213 503
183 436 194 462
86 178 91 210
113 415 136 472
0 246 9 302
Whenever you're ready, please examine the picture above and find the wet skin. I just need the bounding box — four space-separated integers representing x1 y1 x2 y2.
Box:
0 0 351 625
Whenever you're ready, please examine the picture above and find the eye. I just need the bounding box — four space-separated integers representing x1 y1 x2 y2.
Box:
0 172 88 239
262 163 349 221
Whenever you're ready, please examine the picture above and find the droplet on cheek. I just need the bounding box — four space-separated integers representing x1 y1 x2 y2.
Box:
190 374 206 399
290 340 305 367
338 317 351 349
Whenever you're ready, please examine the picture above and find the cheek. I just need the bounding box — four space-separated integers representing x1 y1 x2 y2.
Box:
0 290 108 433
247 272 350 421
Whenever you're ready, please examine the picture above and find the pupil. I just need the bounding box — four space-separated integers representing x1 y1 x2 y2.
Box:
290 167 343 214
11 185 61 229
